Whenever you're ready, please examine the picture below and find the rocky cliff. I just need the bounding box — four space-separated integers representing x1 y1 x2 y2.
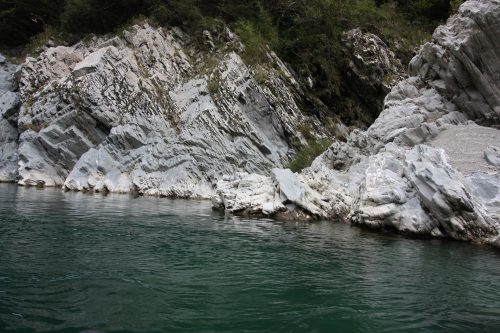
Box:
1 0 499 246
1 24 324 198
0 54 19 181
214 0 500 247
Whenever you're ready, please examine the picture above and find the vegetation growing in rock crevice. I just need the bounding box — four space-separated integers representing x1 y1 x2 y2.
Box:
287 138 333 173
0 0 464 126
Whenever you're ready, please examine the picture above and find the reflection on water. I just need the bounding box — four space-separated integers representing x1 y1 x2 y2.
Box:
0 184 499 333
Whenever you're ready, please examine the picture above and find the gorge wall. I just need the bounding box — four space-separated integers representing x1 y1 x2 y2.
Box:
214 0 500 247
0 24 324 198
1 0 499 247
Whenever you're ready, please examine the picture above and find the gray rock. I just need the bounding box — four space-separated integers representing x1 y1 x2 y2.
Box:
0 91 20 121
214 0 500 247
342 28 405 92
410 0 500 125
431 126 500 174
484 146 500 167
15 24 322 195
213 169 328 219
0 53 19 182
341 28 406 117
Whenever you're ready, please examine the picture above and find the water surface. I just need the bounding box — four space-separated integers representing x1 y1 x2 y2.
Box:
1 184 499 332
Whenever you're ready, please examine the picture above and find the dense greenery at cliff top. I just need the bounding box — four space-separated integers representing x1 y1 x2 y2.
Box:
0 0 463 126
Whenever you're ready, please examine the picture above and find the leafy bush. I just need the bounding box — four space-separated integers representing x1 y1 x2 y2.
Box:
0 0 64 46
61 0 147 34
287 139 332 173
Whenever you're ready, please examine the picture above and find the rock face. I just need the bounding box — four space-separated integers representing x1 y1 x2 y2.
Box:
214 0 500 247
341 28 406 119
409 0 500 125
2 0 499 247
342 28 405 92
10 23 322 197
0 54 19 182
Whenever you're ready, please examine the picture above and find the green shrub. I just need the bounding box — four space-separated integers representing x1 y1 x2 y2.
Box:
61 0 146 34
0 0 65 46
287 138 332 173
24 26 64 56
234 20 267 63
450 0 465 13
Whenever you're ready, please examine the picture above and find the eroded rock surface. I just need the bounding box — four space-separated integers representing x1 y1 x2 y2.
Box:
0 54 19 182
3 0 499 247
341 28 406 120
410 0 500 124
214 0 500 247
342 28 405 92
12 24 322 197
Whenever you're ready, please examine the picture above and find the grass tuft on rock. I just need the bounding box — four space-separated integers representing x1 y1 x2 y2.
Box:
287 138 332 173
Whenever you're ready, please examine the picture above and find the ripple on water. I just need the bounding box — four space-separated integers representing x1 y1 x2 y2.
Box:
0 184 500 333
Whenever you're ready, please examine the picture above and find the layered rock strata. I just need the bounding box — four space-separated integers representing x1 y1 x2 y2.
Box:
0 54 19 182
341 28 406 115
214 0 500 246
5 24 323 197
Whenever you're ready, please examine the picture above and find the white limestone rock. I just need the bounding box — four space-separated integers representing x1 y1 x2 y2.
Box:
213 168 328 219
16 23 320 196
485 146 500 168
213 173 282 215
0 117 18 181
0 54 19 182
214 0 500 246
409 0 500 124
365 77 470 152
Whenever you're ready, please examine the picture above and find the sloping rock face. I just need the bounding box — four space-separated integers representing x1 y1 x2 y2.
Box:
0 54 19 182
341 28 406 115
214 0 500 246
410 0 500 125
11 24 321 197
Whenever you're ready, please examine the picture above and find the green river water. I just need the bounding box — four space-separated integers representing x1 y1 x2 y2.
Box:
1 184 499 333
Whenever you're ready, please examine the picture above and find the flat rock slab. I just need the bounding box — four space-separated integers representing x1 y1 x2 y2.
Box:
430 125 500 174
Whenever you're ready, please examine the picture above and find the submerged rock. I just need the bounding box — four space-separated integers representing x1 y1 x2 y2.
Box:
215 0 500 247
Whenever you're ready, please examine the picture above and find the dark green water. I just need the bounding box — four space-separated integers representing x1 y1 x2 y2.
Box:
1 185 500 333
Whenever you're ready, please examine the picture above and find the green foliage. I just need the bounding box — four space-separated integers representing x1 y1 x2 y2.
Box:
0 0 65 46
450 0 466 12
234 20 266 63
253 68 268 86
287 139 333 173
207 72 222 96
25 26 64 56
234 3 278 64
396 0 452 21
60 0 147 34
0 0 460 125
